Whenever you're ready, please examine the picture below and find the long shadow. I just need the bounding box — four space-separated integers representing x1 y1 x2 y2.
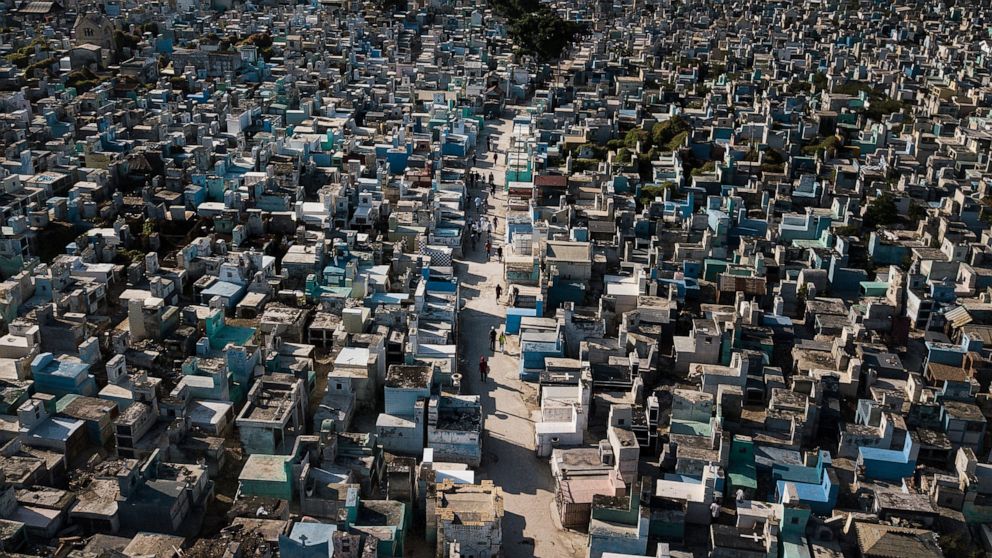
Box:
455 269 500 287
478 435 548 497
455 249 499 266
489 375 522 393
457 307 503 327
460 365 523 411
452 265 487 280
500 511 532 558
487 407 530 422
459 285 484 299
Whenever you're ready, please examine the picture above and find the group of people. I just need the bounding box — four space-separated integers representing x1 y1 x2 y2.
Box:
474 132 509 386
466 170 493 191
469 215 498 252
476 326 507 383
489 325 506 352
481 237 502 261
469 216 503 261
468 171 501 262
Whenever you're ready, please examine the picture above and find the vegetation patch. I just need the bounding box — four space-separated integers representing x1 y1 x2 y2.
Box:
492 0 585 61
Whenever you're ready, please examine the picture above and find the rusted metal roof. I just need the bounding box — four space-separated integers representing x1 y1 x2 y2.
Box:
18 1 55 13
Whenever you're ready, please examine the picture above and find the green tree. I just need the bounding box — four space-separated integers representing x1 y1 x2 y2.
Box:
812 72 828 91
941 531 980 558
665 131 688 151
908 202 926 221
864 193 899 228
760 147 785 173
114 30 141 50
496 0 585 62
637 148 659 182
239 32 273 49
802 135 840 157
66 67 100 93
578 143 607 160
796 283 809 316
651 116 690 150
5 37 47 68
691 161 716 176
639 182 673 207
572 158 600 173
833 80 873 96
376 0 407 10
623 127 650 150
25 57 57 76
865 96 906 122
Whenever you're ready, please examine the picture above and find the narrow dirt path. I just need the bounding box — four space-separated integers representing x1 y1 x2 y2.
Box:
455 109 585 558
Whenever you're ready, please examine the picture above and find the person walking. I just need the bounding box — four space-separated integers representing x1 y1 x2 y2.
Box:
492 216 498 230
493 151 498 164
479 356 488 383
499 331 507 353
496 245 503 262
489 326 497 351
495 284 503 301
474 196 481 214
490 181 496 196
472 153 477 167
485 240 492 260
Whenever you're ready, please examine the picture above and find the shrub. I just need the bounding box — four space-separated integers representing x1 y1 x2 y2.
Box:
66 67 100 93
572 158 600 173
691 161 716 176
25 56 57 76
802 135 840 157
639 182 673 207
5 37 47 69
